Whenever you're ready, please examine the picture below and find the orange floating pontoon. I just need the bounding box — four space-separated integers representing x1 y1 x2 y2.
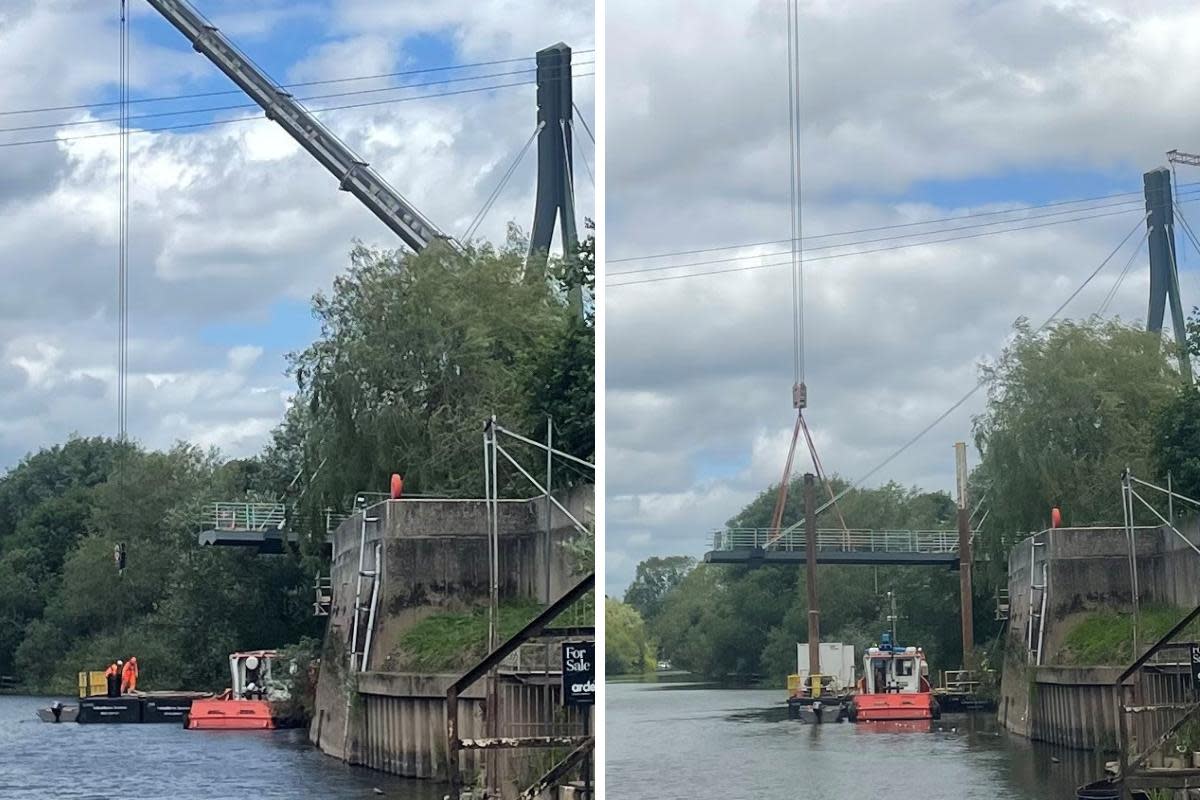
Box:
187 697 274 729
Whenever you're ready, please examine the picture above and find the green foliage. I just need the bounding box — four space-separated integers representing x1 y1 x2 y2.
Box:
1057 606 1200 666
390 600 545 672
605 598 655 675
0 441 322 693
285 240 593 536
623 556 695 623
274 636 323 724
973 318 1180 562
1152 386 1200 502
1152 308 1200 502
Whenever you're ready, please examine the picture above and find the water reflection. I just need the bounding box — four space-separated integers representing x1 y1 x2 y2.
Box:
608 681 1106 800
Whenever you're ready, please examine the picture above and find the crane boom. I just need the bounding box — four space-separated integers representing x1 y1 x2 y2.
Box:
1167 149 1200 168
144 0 451 252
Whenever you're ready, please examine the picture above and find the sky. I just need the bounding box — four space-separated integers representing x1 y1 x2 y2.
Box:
604 0 1200 596
0 1 594 471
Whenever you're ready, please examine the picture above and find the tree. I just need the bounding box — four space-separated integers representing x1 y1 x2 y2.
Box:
623 556 696 623
1154 308 1200 500
288 238 584 526
973 318 1179 559
605 597 655 675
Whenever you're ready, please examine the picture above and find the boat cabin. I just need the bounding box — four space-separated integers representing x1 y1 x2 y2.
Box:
228 650 289 702
862 636 929 695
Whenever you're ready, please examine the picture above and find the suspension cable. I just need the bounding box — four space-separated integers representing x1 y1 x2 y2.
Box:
571 101 595 145
460 122 542 242
1097 227 1150 316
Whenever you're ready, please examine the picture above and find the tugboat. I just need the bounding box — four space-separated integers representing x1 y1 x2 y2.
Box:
848 631 939 722
186 650 286 730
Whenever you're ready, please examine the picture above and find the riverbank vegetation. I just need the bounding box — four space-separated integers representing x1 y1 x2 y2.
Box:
1056 606 1200 667
626 316 1200 681
605 598 655 675
0 233 595 694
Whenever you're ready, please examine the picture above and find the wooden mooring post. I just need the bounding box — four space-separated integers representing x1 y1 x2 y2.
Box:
805 473 820 685
955 443 974 669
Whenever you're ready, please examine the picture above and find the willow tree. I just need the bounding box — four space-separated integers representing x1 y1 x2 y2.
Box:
288 235 588 522
973 318 1180 560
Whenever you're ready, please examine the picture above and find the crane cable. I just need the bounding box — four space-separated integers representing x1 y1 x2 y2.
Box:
118 0 130 444
787 0 803 387
770 211 1152 539
768 0 848 543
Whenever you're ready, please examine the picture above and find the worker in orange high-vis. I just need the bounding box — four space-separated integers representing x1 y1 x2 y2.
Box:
104 662 120 698
121 657 138 695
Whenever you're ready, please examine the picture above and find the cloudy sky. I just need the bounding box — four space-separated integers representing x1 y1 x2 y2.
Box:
0 1 594 470
604 0 1200 595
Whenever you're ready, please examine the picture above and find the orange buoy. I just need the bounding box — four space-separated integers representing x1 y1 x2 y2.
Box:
390 473 404 500
1051 507 1062 528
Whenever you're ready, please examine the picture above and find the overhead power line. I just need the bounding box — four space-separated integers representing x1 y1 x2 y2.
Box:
609 184 1200 265
0 63 594 136
0 73 595 150
0 50 595 118
609 190 1200 278
606 197 1200 287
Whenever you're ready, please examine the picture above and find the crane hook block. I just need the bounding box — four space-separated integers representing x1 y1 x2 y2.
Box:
390 474 404 500
793 382 808 410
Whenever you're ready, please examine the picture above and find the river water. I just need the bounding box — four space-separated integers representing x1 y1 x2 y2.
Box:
607 681 1108 800
0 695 446 800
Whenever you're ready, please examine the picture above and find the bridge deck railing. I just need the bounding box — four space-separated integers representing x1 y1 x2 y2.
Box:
711 527 966 554
203 502 289 532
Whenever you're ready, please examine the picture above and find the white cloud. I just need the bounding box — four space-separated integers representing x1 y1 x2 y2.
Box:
604 0 1193 595
0 1 594 472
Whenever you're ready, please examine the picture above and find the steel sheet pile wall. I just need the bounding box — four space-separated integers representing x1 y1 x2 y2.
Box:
356 673 589 787
1027 668 1122 750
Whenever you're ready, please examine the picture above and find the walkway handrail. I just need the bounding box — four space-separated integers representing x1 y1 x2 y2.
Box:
203 502 288 532
711 527 969 554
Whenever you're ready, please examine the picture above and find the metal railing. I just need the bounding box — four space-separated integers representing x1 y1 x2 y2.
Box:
1110 603 1200 792
710 527 967 554
325 509 349 534
938 669 991 693
203 502 288 532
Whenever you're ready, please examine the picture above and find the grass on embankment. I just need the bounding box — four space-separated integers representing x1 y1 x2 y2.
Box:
391 600 545 672
1057 605 1200 666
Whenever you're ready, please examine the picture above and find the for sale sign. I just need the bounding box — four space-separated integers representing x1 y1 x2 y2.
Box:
562 641 595 706
1191 644 1200 693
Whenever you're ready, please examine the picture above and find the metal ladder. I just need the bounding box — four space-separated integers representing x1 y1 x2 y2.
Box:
312 574 332 616
995 586 1010 621
349 512 383 672
1027 535 1049 665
